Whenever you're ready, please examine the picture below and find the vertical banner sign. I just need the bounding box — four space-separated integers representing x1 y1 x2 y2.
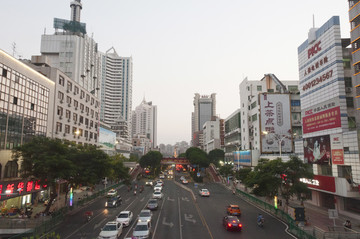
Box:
330 134 344 165
260 93 292 153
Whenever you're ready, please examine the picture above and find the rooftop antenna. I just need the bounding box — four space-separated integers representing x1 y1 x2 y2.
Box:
313 14 315 28
12 42 16 57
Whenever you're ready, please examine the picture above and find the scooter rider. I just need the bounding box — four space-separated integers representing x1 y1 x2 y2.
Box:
257 213 264 226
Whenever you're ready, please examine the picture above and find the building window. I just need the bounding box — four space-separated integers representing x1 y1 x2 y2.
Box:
2 68 8 77
30 103 35 110
73 113 78 122
346 97 354 108
338 165 352 180
344 77 353 87
267 89 274 93
251 101 257 109
67 96 71 104
56 122 62 132
80 116 84 123
257 85 262 91
58 91 64 101
59 75 65 86
86 94 90 102
67 81 72 92
251 114 257 122
74 86 79 95
80 103 84 111
317 164 332 176
57 106 63 116
348 117 356 129
91 98 94 105
74 100 78 108
13 97 18 105
80 90 85 99
85 118 89 126
343 58 351 69
291 100 301 106
65 125 70 134
288 85 298 92
66 110 71 119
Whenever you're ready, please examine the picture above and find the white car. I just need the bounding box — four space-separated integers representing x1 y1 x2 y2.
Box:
98 221 122 239
107 189 117 197
132 221 151 239
137 209 152 222
152 191 163 199
116 211 133 227
154 184 162 191
199 189 210 197
159 174 165 179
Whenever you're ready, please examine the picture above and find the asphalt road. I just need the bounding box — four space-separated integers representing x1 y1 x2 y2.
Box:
54 172 297 239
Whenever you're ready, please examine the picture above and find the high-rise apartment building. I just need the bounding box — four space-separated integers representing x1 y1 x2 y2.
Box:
40 0 101 98
297 16 360 214
131 99 157 148
99 48 133 140
192 93 216 147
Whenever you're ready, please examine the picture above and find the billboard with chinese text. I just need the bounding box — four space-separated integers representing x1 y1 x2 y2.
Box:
0 179 47 201
302 99 341 134
330 133 344 164
260 93 292 153
303 135 331 164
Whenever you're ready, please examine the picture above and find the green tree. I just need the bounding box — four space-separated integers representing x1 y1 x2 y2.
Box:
139 151 163 176
185 147 210 168
12 137 77 213
235 167 252 182
208 149 224 167
109 154 130 184
244 158 284 200
178 153 186 158
219 164 234 178
281 155 313 205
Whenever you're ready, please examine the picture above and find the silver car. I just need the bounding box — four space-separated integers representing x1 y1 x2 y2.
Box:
132 221 151 239
116 211 133 227
137 209 152 222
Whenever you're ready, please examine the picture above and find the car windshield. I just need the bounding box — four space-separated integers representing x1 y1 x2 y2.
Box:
102 225 116 231
232 207 240 210
118 213 128 218
107 198 116 202
149 200 157 204
154 192 160 195
139 211 150 217
202 189 208 192
135 225 148 231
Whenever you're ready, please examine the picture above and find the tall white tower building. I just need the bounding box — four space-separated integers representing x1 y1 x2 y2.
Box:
132 99 157 148
40 0 101 98
99 47 133 140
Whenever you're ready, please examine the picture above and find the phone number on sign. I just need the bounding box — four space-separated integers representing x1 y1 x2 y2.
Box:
302 69 333 91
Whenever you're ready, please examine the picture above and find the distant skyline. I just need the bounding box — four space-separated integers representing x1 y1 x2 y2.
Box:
0 0 350 145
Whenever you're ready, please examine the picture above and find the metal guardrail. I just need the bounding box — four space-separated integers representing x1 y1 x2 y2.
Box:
7 182 123 239
235 188 317 239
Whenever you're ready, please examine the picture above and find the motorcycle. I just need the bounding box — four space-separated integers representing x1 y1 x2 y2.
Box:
85 211 93 222
257 217 264 227
134 190 137 196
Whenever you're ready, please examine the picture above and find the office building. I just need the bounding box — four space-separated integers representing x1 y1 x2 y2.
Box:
297 16 360 214
224 109 241 166
192 93 216 147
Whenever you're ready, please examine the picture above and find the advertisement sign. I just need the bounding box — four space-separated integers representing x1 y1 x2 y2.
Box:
0 179 47 201
99 127 116 149
300 175 335 193
233 150 251 166
260 93 292 153
330 134 344 164
302 99 341 134
303 135 331 164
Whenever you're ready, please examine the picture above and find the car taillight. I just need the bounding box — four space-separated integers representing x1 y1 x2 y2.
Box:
238 224 242 227
228 223 232 227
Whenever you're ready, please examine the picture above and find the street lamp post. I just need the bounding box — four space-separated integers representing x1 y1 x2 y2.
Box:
263 131 296 158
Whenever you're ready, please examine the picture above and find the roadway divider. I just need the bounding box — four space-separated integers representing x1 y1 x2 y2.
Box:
174 181 196 202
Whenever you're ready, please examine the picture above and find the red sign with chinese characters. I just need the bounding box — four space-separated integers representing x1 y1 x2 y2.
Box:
332 149 344 164
305 175 336 193
161 158 190 165
302 106 341 134
0 179 47 201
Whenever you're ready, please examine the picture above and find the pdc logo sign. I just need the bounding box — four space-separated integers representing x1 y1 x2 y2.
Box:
308 41 322 59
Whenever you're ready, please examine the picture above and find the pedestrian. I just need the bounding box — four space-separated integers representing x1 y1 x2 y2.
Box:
344 220 352 229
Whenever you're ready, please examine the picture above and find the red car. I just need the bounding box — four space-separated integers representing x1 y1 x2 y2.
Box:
223 215 242 231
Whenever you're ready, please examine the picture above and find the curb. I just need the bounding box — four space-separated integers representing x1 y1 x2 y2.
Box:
174 181 197 202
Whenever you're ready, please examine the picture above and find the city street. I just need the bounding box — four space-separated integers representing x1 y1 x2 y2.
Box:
54 172 295 239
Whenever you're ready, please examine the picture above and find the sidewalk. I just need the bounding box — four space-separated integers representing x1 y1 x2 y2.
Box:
228 181 360 237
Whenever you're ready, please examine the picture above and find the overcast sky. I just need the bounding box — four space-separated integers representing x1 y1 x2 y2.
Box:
0 0 350 145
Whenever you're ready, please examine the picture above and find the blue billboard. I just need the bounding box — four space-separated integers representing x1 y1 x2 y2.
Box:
233 150 252 167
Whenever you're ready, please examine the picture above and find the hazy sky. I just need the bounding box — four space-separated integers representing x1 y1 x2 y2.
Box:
0 0 350 145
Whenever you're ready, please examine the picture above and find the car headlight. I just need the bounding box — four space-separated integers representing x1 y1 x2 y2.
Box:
105 202 108 207
113 201 116 205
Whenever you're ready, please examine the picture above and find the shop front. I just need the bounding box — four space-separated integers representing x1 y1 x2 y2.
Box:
0 179 47 217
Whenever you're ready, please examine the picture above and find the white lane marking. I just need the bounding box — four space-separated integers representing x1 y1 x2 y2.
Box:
94 218 107 230
152 195 166 238
162 217 174 227
184 214 196 224
167 197 175 201
140 197 145 202
181 197 189 202
178 197 183 239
